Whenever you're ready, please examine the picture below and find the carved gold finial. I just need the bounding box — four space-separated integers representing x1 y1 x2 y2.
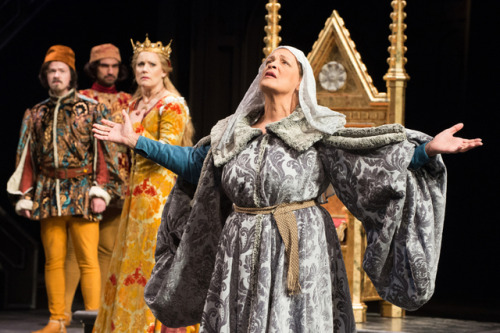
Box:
130 34 173 59
384 0 409 81
384 0 409 125
263 0 282 58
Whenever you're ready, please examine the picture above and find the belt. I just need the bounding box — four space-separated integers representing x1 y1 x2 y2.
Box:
233 200 317 295
40 165 92 179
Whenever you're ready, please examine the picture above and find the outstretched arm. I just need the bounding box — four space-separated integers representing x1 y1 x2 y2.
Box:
135 138 209 184
93 108 208 184
425 123 482 157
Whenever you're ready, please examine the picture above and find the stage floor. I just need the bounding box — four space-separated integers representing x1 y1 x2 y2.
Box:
1 309 500 333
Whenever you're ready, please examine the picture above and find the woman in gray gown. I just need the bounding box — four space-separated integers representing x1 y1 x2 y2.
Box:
93 46 481 332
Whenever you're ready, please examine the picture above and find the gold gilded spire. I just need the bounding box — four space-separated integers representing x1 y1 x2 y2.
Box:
263 0 282 58
383 0 410 125
384 0 410 81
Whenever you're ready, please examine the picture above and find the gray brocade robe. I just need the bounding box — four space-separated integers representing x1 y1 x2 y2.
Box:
144 109 447 332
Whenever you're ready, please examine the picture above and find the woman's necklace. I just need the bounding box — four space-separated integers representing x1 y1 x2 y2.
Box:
140 88 167 111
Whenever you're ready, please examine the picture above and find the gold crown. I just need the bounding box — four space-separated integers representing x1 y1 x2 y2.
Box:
130 34 172 59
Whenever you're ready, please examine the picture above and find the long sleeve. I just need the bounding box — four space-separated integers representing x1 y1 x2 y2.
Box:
135 136 209 184
19 144 34 197
89 104 112 206
95 140 110 185
318 128 447 311
409 142 431 170
7 108 36 214
13 142 35 214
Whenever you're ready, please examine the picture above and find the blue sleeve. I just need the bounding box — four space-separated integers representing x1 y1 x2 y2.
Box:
134 136 210 184
409 142 431 170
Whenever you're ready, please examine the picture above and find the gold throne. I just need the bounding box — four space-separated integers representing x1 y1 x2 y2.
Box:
264 0 410 323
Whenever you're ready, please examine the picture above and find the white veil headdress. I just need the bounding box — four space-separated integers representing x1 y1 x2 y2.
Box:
216 45 346 151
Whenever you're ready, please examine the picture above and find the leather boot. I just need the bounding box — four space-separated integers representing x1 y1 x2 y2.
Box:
32 319 66 333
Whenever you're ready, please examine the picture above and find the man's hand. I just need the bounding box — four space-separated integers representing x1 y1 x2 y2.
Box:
19 209 31 218
91 197 106 214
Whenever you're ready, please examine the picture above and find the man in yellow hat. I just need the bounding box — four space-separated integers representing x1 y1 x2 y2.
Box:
64 43 132 324
7 45 112 333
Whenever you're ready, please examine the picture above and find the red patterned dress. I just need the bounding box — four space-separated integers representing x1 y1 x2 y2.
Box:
93 94 189 332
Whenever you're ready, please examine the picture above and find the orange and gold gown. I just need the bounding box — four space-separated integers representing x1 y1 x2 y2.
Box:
94 94 189 332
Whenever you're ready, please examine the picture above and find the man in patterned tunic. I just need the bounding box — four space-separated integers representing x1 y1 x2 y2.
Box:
64 43 132 323
7 45 111 333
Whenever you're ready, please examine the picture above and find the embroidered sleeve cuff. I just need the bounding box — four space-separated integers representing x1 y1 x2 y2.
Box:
15 199 33 214
89 186 111 205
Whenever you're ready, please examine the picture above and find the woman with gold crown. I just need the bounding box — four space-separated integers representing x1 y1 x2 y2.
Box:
93 35 197 333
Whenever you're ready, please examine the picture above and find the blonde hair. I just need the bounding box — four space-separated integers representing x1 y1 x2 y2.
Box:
131 51 194 147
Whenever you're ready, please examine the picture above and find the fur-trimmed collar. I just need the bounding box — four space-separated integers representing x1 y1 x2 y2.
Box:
211 107 407 167
211 107 323 167
267 108 324 151
210 110 261 167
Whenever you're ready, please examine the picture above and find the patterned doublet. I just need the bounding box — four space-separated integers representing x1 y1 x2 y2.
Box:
15 90 111 221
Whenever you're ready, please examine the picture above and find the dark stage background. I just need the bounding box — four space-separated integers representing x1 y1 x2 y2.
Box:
0 0 498 322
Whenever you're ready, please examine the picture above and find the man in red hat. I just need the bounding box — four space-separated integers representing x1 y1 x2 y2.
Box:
63 44 132 324
7 45 112 333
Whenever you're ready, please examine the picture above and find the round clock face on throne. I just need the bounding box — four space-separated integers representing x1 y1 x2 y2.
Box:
319 61 347 92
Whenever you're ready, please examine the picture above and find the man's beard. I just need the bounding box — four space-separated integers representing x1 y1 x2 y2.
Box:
99 76 117 87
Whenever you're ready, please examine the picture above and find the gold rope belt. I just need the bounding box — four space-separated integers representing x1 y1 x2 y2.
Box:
233 200 317 295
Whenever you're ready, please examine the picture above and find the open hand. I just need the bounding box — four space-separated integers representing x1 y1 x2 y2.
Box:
93 109 140 148
425 123 482 157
